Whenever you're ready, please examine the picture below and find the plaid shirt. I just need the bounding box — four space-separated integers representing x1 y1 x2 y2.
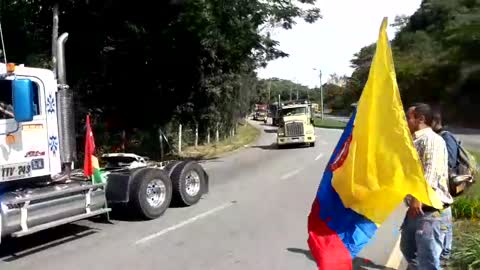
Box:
408 128 454 206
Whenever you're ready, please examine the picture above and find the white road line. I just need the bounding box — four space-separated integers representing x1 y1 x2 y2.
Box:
385 236 404 269
135 201 235 245
280 169 301 180
315 153 324 161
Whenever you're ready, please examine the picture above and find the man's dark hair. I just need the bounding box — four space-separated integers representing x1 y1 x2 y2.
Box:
432 108 442 125
410 103 433 126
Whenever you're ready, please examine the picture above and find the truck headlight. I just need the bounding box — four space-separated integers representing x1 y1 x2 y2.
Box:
278 130 285 136
306 130 314 134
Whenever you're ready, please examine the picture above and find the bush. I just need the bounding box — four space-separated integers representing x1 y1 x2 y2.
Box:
451 221 480 270
452 197 480 219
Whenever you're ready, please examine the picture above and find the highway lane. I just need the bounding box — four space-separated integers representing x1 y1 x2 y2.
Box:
0 120 405 270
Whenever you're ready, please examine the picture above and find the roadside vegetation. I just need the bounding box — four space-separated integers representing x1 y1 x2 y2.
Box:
180 123 260 160
313 118 347 129
450 151 480 269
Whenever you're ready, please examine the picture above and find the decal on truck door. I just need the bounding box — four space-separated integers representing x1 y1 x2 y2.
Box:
49 136 58 156
25 151 46 157
46 94 56 114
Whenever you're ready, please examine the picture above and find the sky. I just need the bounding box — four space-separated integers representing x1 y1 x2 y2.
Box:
256 0 423 88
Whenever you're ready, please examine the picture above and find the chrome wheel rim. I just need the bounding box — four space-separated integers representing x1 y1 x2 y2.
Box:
185 170 201 196
146 179 166 208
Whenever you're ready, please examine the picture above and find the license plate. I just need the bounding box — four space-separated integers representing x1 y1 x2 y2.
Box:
1 162 32 181
291 137 299 141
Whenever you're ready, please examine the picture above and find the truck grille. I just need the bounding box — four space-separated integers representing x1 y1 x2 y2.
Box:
285 122 304 137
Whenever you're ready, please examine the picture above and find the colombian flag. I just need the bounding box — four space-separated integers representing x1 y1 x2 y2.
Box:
84 114 106 184
307 18 443 270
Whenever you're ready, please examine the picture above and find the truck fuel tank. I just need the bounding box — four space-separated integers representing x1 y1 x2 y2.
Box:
0 181 107 237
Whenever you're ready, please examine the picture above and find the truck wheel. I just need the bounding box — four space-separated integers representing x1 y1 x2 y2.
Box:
170 161 206 206
129 168 172 220
310 142 315 147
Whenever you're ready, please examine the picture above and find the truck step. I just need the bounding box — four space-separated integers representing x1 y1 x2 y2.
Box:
11 208 111 238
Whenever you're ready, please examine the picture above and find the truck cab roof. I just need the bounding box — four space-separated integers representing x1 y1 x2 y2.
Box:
0 63 55 79
281 104 309 109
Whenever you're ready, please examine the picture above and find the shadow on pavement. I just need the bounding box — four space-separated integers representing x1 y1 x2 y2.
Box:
0 224 98 262
353 257 397 270
251 143 309 150
250 144 280 150
263 128 277 134
287 247 314 261
286 248 397 270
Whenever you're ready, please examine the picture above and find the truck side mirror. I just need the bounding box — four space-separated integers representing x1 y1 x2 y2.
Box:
12 79 35 122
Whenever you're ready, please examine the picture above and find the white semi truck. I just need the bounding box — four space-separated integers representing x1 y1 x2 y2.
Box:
0 32 209 242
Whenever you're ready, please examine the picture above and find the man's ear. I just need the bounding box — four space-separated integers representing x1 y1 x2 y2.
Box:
418 115 426 124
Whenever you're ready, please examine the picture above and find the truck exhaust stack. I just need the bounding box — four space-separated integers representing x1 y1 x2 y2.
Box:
57 33 68 85
56 32 77 166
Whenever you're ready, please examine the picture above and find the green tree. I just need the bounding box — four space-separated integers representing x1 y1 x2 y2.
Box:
0 0 323 153
348 0 479 126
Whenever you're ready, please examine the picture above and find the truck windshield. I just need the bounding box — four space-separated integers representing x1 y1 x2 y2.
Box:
0 80 15 119
0 80 40 120
281 107 307 116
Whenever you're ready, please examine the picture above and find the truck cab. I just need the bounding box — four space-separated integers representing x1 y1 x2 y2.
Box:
1 64 63 182
276 102 316 147
254 109 268 123
253 103 268 123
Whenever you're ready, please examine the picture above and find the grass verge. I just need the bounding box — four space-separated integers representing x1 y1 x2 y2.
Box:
180 123 260 160
313 118 347 129
452 151 480 218
450 220 480 269
450 150 480 269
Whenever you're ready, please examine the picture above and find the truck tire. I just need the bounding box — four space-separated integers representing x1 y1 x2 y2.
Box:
310 142 315 147
170 161 206 206
129 168 173 220
164 160 182 177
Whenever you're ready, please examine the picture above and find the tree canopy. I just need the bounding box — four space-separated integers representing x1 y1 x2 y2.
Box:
348 0 479 126
0 0 321 150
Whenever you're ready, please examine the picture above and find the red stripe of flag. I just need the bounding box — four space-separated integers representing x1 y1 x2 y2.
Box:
84 114 95 177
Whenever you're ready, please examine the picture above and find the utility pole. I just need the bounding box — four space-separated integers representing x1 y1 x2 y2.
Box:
313 68 324 120
268 80 271 103
319 70 324 120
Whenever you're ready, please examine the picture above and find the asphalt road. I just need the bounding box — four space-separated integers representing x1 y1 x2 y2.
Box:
0 120 405 270
323 114 480 151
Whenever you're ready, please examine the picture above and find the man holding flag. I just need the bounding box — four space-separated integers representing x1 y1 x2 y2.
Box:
307 17 446 270
401 103 453 269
